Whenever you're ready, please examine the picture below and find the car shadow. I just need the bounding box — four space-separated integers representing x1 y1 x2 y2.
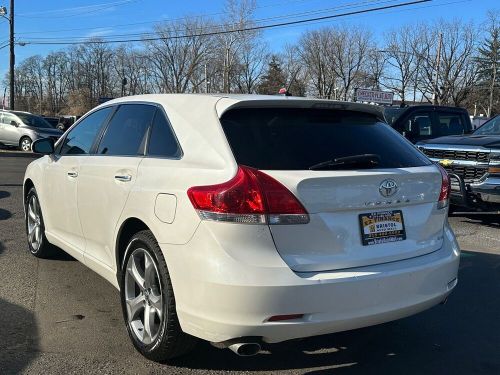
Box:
170 250 500 374
0 190 11 199
450 212 500 229
0 190 12 220
49 247 76 262
0 298 39 374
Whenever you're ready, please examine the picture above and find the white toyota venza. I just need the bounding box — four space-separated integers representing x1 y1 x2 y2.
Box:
24 94 460 361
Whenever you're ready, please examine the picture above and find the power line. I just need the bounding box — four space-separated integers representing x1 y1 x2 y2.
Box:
16 0 376 36
17 0 141 19
23 0 431 46
22 0 403 42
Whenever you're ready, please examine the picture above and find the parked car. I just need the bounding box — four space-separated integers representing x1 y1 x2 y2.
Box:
56 115 78 131
42 116 59 128
24 94 460 362
0 110 63 151
418 114 500 211
384 105 472 143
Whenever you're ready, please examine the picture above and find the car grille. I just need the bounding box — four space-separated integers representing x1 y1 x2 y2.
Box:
422 148 490 162
443 165 488 182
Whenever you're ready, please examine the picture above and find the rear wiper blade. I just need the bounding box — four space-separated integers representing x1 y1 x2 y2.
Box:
309 154 380 170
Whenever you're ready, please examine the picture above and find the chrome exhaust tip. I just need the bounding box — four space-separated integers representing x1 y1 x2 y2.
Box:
227 342 261 356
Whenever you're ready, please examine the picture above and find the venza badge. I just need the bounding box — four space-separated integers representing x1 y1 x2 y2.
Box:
379 179 398 197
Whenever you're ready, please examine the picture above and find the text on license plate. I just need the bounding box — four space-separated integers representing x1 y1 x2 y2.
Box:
359 210 406 246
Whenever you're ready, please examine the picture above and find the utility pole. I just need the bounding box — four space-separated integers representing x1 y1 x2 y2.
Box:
432 33 442 105
224 47 230 93
204 63 209 93
0 2 14 109
9 0 13 110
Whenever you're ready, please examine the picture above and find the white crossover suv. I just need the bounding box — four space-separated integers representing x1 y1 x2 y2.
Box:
24 94 460 361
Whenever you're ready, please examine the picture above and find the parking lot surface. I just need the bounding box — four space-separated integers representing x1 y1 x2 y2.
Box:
0 155 499 375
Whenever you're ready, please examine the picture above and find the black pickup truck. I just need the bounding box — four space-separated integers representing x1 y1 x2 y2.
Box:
417 115 500 211
384 105 472 143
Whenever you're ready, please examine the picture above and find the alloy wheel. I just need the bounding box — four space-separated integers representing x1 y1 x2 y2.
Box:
125 248 164 345
27 195 43 251
21 138 32 151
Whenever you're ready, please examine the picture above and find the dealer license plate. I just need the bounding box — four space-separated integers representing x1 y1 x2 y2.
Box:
359 210 406 246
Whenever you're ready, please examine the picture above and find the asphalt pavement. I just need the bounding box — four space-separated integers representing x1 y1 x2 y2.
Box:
0 155 499 374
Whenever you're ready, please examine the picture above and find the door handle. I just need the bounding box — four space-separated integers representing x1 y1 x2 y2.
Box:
67 171 78 178
114 174 132 182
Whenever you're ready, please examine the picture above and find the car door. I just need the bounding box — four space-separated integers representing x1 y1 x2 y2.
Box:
42 106 114 262
0 112 22 145
77 103 156 269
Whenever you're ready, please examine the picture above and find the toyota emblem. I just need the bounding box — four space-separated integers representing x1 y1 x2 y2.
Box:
379 179 398 197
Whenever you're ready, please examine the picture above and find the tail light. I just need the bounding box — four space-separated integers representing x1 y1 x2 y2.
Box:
187 166 309 225
436 164 450 209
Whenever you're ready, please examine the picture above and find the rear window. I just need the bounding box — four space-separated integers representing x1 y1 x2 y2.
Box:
220 107 431 170
436 112 465 136
383 107 406 126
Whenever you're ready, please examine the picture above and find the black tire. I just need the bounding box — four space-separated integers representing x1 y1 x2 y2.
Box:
19 136 33 152
25 187 56 258
120 230 197 362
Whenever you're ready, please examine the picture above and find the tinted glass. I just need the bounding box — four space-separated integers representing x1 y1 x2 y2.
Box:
97 104 155 156
474 115 500 135
15 112 53 128
221 108 430 170
60 107 113 155
405 113 433 136
384 107 405 126
147 110 181 158
436 113 464 136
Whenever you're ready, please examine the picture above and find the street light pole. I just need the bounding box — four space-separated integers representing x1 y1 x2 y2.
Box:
9 0 14 110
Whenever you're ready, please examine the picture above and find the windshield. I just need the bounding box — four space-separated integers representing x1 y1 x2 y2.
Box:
383 107 406 125
15 113 54 129
474 115 500 135
221 107 430 170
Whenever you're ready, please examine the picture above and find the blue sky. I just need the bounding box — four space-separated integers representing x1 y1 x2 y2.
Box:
0 0 497 82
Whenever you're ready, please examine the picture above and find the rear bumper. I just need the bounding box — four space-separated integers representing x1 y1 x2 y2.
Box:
161 222 460 344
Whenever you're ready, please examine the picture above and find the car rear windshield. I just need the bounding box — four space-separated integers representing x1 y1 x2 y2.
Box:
383 107 406 125
220 107 431 170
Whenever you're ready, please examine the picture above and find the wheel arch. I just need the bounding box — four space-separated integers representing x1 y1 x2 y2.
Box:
19 135 32 149
23 178 35 211
115 217 150 283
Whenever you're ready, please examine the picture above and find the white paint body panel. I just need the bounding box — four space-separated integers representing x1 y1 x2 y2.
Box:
23 94 460 345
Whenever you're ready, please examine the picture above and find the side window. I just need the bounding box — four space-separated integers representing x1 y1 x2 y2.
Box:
147 109 181 158
404 113 433 138
2 113 19 126
97 104 155 156
436 112 464 136
60 107 113 155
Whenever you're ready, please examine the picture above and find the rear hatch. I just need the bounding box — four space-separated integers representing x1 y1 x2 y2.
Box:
220 105 447 272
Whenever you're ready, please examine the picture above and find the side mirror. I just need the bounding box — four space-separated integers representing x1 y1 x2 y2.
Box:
10 120 19 127
32 138 55 155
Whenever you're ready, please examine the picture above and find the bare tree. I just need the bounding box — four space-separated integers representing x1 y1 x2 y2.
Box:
381 25 420 103
298 29 337 98
414 20 478 106
145 18 213 93
234 38 269 93
327 26 372 100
